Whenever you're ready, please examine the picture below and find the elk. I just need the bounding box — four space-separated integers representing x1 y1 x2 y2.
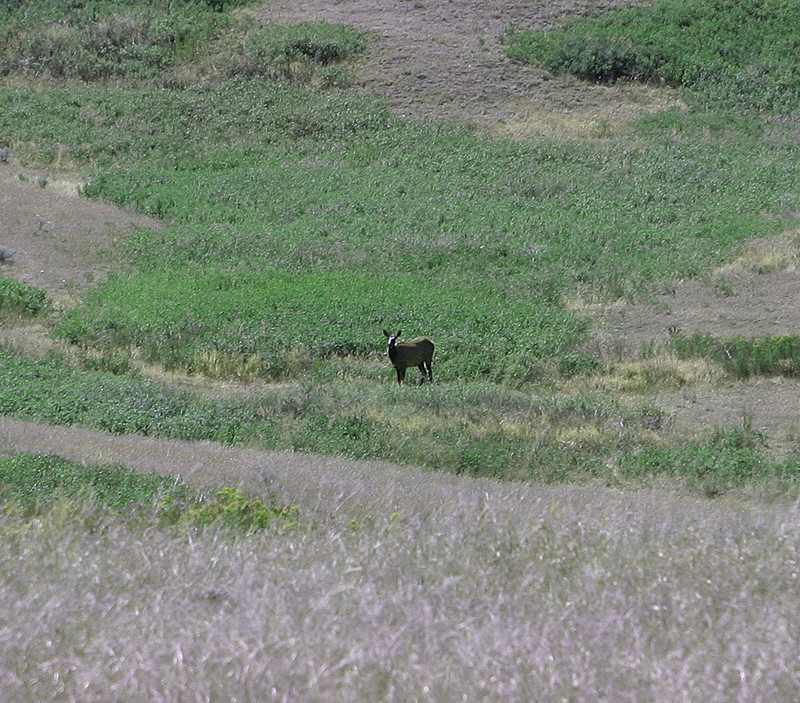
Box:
383 329 435 385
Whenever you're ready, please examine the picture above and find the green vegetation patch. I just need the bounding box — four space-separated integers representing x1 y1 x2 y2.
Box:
0 0 238 81
670 333 800 379
0 347 260 442
0 275 47 317
3 43 799 387
33 78 794 384
0 346 653 484
0 452 193 510
0 452 296 532
505 0 800 111
619 427 800 497
0 1 364 87
56 268 584 381
1 82 391 168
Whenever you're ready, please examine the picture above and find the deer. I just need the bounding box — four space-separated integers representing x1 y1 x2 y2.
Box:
383 329 435 385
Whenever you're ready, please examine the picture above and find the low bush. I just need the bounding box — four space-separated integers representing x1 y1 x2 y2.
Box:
505 0 800 111
0 276 46 317
160 486 298 532
670 333 800 379
222 22 366 80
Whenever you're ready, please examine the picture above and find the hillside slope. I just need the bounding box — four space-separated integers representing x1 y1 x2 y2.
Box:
258 0 678 137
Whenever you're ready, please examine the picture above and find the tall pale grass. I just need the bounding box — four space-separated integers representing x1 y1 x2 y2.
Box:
1 418 800 701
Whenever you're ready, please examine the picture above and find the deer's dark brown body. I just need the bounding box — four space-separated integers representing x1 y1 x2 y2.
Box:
383 330 434 385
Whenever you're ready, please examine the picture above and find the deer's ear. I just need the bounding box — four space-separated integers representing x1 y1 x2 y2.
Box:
383 329 390 338
397 330 401 337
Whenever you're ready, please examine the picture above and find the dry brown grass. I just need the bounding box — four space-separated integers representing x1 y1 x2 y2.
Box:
491 81 684 140
716 230 800 276
565 356 721 395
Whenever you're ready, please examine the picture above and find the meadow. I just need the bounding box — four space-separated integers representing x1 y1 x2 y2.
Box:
3 1 800 697
0 0 799 488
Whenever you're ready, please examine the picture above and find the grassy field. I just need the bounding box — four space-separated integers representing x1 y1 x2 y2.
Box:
3 2 800 696
0 0 798 487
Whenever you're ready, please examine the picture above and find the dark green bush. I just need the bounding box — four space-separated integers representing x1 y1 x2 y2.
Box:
505 0 800 111
222 22 366 81
558 352 601 378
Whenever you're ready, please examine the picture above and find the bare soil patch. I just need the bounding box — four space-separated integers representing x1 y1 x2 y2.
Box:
0 161 160 308
256 0 680 138
590 234 800 452
594 234 800 353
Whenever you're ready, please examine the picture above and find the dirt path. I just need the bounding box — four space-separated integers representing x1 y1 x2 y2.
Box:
0 0 799 474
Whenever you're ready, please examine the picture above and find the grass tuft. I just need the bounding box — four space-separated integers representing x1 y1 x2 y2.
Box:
670 333 800 379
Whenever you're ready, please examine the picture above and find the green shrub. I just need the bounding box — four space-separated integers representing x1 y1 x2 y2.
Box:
231 22 364 73
162 486 298 532
558 352 601 378
505 0 800 111
201 0 251 10
0 276 47 317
